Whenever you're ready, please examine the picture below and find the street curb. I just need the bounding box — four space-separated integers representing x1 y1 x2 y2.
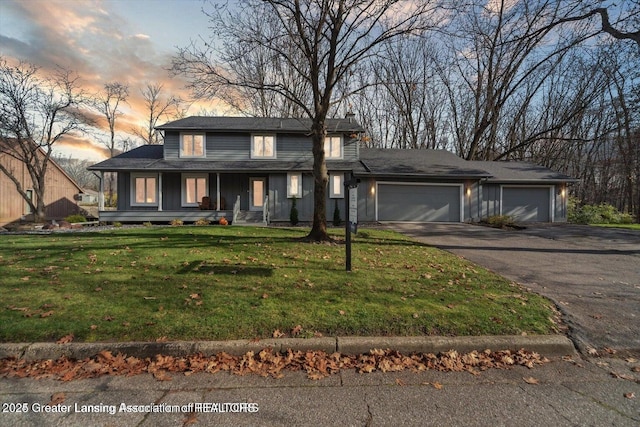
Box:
0 335 575 362
337 335 575 357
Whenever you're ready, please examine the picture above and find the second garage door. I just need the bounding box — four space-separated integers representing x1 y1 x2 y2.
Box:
502 186 551 222
377 184 462 222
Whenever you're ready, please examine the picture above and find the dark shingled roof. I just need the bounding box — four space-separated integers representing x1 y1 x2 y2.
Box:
470 161 578 183
358 148 491 178
156 116 364 133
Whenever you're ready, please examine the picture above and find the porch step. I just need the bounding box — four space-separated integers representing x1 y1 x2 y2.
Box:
234 211 266 225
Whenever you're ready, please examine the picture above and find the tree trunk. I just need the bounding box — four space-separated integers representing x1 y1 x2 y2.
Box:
307 120 331 241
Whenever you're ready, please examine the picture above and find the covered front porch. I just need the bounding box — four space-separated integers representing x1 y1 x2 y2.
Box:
96 170 270 224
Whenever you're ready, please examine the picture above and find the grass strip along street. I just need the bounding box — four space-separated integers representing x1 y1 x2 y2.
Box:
0 226 557 343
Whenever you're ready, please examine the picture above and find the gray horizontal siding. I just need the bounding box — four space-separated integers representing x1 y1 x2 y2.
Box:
163 131 358 162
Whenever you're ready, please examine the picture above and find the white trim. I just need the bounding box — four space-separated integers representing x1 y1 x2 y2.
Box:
499 185 554 222
251 134 276 159
287 172 302 198
181 173 209 207
130 173 159 207
179 133 206 158
158 173 163 211
324 135 343 159
375 182 464 222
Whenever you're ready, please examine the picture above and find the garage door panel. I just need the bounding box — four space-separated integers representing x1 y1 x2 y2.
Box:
502 187 550 222
378 184 461 222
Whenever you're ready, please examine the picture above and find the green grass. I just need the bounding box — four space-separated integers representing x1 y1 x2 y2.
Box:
0 226 556 342
591 223 640 230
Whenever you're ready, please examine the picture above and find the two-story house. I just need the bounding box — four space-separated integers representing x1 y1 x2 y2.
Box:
88 116 576 224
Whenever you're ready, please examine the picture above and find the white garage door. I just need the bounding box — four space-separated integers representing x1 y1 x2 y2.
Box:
377 184 462 222
502 187 551 222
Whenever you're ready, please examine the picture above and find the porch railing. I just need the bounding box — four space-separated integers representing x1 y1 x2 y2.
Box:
232 195 240 224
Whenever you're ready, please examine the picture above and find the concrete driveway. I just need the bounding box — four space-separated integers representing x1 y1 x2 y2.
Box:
388 223 640 356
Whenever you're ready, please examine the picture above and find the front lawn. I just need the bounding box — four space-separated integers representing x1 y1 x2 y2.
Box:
0 226 557 342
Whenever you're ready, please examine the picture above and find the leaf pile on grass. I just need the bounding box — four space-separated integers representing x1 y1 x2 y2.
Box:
0 227 557 342
0 347 550 381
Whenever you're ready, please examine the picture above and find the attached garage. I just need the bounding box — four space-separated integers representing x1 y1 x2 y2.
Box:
501 186 552 222
377 183 462 222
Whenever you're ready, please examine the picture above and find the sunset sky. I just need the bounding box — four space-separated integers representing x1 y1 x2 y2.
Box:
1 0 218 161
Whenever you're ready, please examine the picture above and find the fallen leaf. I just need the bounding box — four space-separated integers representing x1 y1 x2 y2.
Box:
624 357 637 363
56 334 74 344
523 376 539 384
631 366 640 373
262 293 269 299
291 325 303 336
432 382 443 390
156 336 168 342
395 378 406 386
40 311 54 318
48 392 66 406
624 392 635 399
339 310 346 315
103 315 114 321
272 329 284 338
90 325 98 330
183 412 198 426
190 293 200 299
153 371 172 381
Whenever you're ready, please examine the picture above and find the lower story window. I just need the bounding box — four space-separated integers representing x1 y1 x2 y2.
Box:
329 173 344 198
131 175 158 206
182 174 208 206
287 173 302 198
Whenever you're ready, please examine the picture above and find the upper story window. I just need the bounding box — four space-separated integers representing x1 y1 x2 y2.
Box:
251 135 276 158
180 133 205 158
324 135 343 159
131 174 158 206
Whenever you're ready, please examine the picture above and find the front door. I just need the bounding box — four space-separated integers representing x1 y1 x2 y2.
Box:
249 177 266 211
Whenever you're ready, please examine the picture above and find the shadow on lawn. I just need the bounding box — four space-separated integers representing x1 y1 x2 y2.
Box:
176 260 274 277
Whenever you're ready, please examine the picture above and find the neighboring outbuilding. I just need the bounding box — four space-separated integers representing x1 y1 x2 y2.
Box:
0 142 83 227
88 116 576 225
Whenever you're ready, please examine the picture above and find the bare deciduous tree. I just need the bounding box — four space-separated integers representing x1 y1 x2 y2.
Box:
95 82 129 206
133 83 183 145
96 82 129 157
0 58 90 222
173 0 440 241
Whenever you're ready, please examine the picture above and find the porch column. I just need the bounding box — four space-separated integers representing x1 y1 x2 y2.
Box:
216 172 221 211
98 171 105 211
158 173 163 211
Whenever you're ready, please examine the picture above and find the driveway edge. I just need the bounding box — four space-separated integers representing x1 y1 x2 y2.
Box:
0 335 575 361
